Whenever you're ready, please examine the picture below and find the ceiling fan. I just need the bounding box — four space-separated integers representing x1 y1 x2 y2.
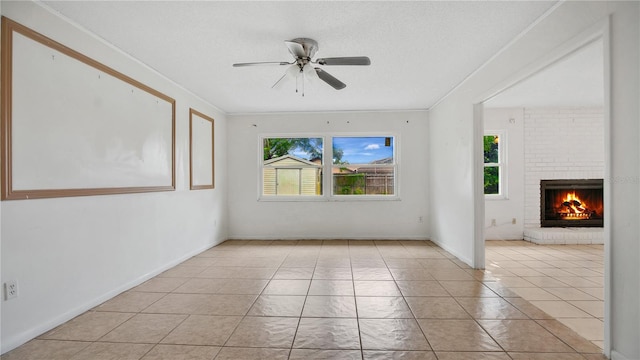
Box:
233 38 371 94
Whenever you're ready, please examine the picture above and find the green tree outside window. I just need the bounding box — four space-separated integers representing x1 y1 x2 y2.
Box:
484 135 500 195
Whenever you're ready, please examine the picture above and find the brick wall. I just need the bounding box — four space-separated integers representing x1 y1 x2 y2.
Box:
524 107 604 228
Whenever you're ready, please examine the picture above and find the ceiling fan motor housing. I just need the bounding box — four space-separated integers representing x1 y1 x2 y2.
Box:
289 38 319 59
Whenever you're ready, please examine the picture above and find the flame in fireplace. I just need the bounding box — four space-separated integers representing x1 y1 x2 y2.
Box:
561 192 590 219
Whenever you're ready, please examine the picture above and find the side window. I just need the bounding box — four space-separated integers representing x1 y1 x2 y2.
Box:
262 138 323 196
484 133 503 196
331 136 396 196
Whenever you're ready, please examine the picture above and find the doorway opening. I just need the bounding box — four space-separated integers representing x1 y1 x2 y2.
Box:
478 37 607 350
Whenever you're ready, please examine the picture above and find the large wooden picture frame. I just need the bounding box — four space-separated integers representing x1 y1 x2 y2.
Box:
189 108 214 190
1 17 176 200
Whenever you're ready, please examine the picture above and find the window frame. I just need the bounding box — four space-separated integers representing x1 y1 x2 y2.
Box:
330 135 398 200
483 130 507 200
259 135 326 201
258 133 399 202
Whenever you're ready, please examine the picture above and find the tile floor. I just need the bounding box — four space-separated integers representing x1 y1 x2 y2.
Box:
3 239 606 360
484 240 604 350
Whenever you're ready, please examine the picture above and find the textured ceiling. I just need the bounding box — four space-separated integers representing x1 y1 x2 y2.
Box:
43 1 559 114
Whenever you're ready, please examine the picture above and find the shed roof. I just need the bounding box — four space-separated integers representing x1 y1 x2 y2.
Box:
264 155 322 167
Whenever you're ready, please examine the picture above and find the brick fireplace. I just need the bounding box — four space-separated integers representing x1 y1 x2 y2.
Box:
521 107 605 244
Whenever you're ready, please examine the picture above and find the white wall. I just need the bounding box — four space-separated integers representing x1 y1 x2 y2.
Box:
428 100 476 264
606 4 639 359
523 107 604 228
429 2 638 358
484 108 524 240
0 2 228 353
227 111 429 240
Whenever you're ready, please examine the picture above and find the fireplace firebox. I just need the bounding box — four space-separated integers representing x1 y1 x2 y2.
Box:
540 179 604 228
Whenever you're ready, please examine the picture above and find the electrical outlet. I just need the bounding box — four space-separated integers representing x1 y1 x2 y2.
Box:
491 219 497 226
4 280 18 300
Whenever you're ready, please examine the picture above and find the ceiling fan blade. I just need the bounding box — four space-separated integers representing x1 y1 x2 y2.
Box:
285 40 306 58
233 61 291 67
316 56 371 66
315 68 346 90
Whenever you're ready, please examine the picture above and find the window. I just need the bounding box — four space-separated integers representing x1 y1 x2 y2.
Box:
332 136 395 196
484 133 504 196
260 135 397 200
262 137 323 196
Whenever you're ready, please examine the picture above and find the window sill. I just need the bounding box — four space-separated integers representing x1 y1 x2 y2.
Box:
485 194 508 201
330 195 400 201
258 195 401 202
258 196 327 202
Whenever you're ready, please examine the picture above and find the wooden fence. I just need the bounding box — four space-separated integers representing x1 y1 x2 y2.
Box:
333 173 394 195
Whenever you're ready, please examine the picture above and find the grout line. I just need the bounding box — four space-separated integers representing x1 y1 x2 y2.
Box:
286 241 320 358
347 241 365 360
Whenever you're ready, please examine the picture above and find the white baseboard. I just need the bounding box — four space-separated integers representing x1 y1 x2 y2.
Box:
226 236 430 241
429 238 473 267
611 350 633 360
1 241 220 355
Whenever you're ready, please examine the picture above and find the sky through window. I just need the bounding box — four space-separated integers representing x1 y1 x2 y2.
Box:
333 137 393 164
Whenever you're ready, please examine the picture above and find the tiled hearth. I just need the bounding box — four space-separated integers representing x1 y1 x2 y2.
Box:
524 228 603 245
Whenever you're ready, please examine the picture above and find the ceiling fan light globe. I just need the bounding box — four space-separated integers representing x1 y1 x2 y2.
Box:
303 64 319 82
286 64 301 78
271 64 300 89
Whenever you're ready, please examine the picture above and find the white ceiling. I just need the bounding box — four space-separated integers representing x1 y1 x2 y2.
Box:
486 39 604 108
43 1 560 114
